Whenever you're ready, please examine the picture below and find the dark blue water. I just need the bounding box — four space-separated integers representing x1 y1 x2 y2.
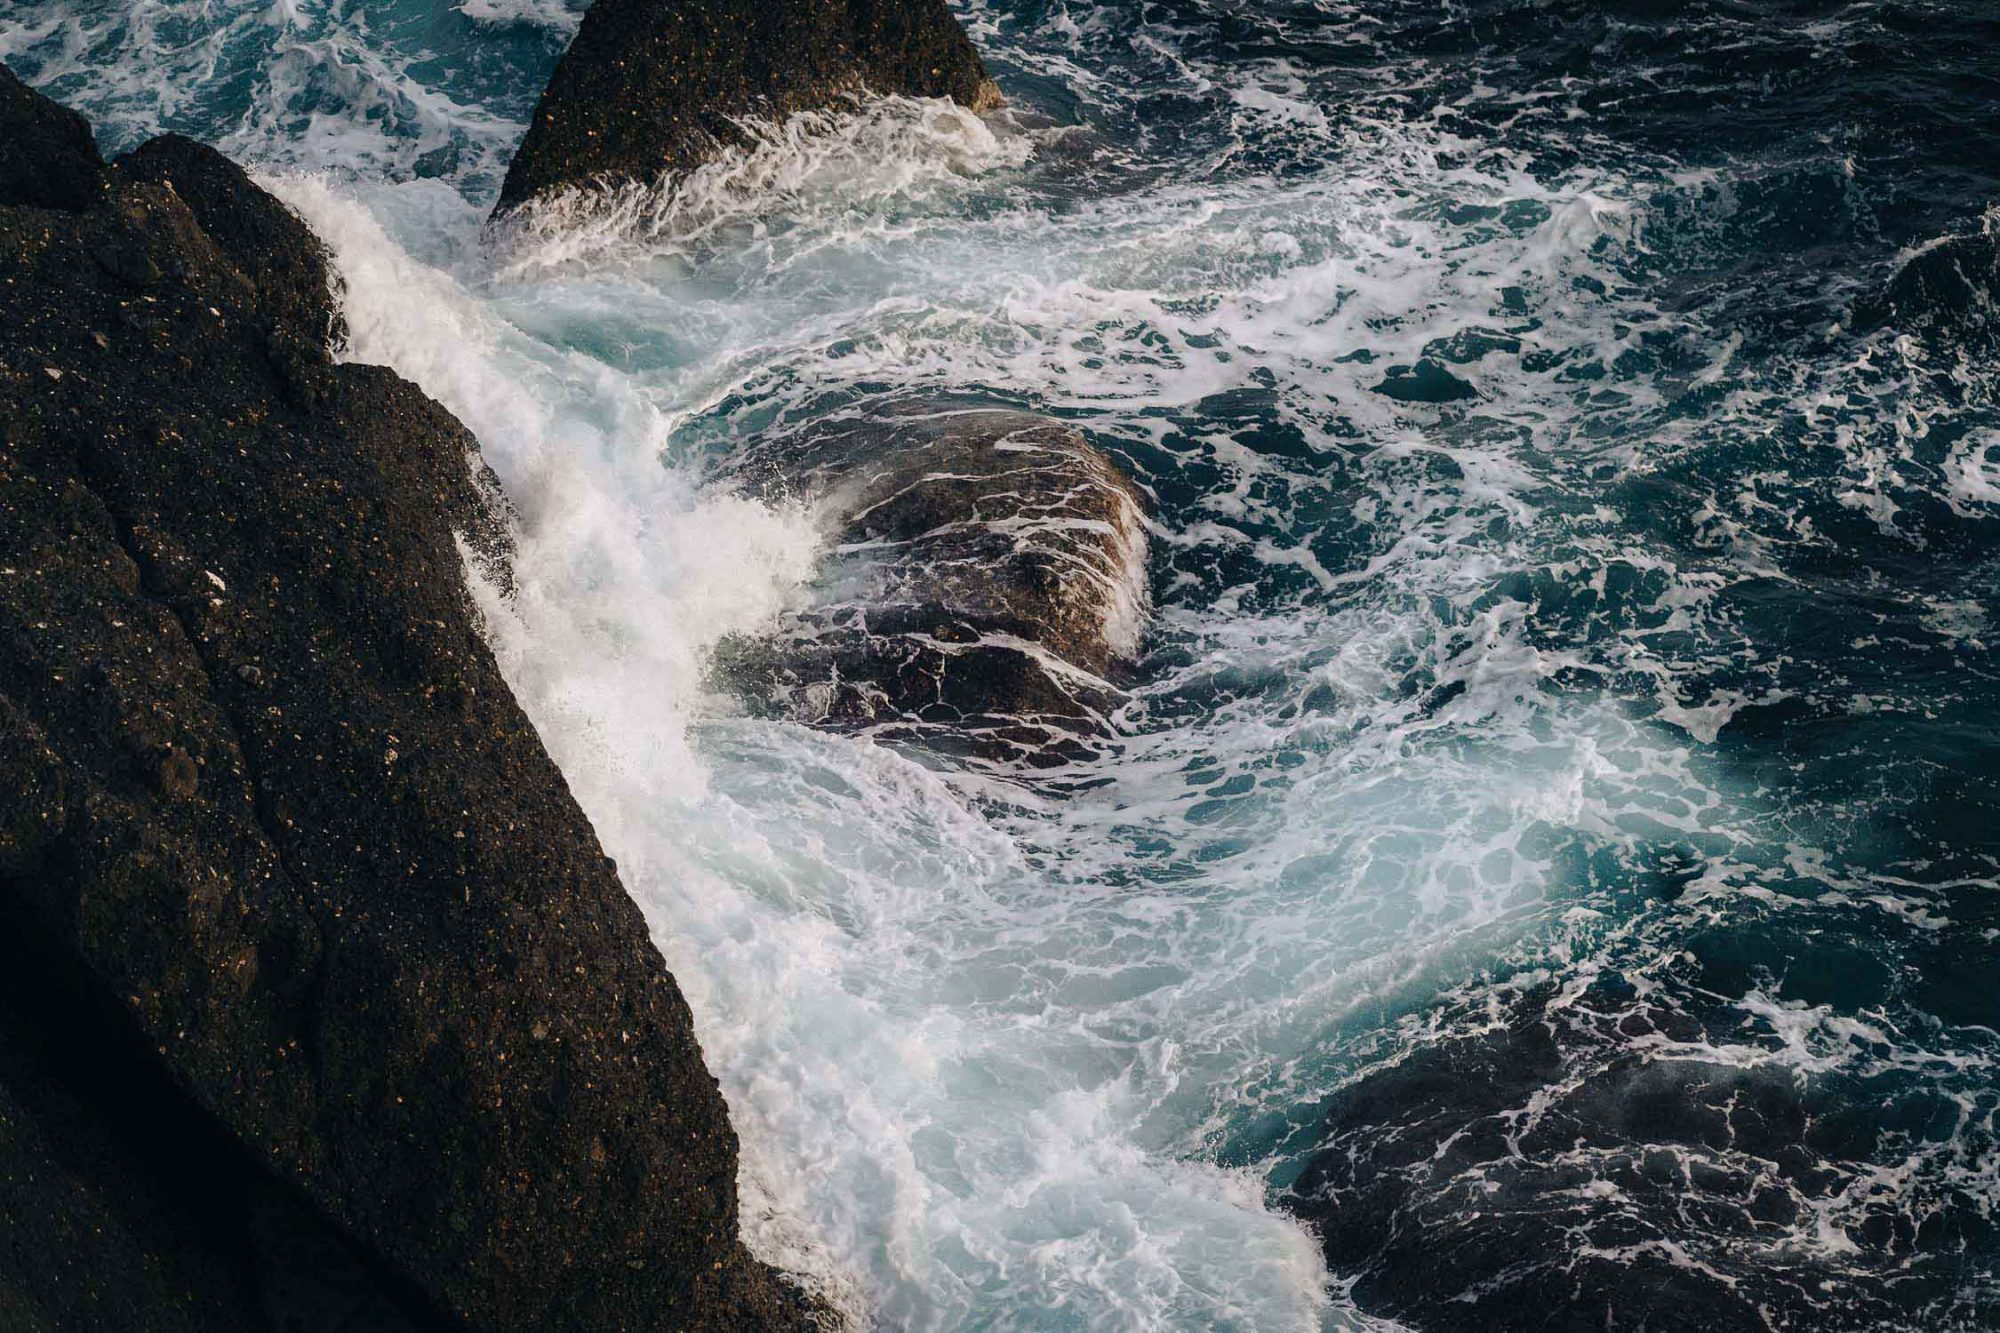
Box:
6 1 1999 1327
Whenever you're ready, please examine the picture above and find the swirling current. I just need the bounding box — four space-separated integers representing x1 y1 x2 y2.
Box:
6 1 1998 1328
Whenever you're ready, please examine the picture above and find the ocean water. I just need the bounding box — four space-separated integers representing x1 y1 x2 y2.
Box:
6 0 1999 1328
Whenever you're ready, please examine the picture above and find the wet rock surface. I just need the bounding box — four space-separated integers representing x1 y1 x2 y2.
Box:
1284 977 1987 1331
717 405 1150 766
496 0 996 213
0 66 809 1332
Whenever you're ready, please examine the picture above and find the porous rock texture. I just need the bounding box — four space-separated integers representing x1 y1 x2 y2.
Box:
495 0 997 212
716 405 1150 766
0 65 809 1332
0 64 107 214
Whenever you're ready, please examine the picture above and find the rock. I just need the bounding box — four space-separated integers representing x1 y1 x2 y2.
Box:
0 963 270 1333
0 66 810 1331
715 404 1150 766
1283 978 1977 1331
119 134 347 347
0 858 445 1332
0 62 107 212
247 1191 432 1333
495 0 998 214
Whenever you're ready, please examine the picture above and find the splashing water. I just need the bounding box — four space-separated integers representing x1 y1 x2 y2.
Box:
9 0 2000 1327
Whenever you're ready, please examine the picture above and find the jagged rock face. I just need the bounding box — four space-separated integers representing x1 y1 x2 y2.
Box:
0 67 808 1332
1284 978 1980 1332
717 406 1150 766
495 0 996 213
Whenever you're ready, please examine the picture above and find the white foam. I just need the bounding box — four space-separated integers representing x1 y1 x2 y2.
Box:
493 96 1034 281
174 9 1920 1326
274 166 1362 1326
271 172 823 803
1945 428 2000 511
1 0 534 189
457 0 582 31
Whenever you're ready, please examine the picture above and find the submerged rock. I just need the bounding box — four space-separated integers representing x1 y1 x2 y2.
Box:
495 0 998 214
1284 978 1981 1331
0 66 809 1331
716 405 1151 766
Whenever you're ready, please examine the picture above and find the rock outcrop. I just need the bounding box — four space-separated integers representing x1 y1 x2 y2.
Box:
0 64 107 213
0 961 271 1333
0 66 808 1331
716 404 1150 766
495 0 997 213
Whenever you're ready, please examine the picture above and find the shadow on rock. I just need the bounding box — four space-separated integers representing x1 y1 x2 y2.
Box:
0 62 814 1333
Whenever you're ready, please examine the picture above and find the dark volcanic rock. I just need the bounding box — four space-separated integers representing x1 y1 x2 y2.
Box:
0 901 432 1333
0 62 106 212
0 67 808 1331
1285 978 1981 1331
496 0 998 213
119 134 348 348
716 405 1150 766
0 970 269 1332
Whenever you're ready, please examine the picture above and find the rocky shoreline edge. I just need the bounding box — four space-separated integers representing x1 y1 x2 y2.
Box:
0 55 813 1333
0 0 1157 1325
